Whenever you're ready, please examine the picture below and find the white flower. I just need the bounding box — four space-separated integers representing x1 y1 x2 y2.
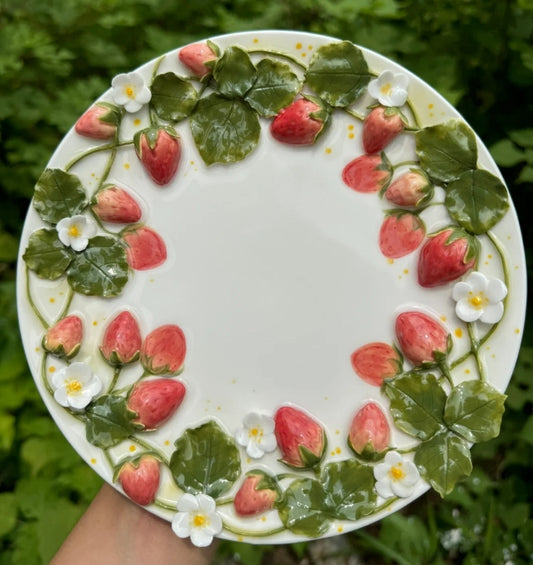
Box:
368 70 409 107
452 271 507 324
235 412 277 459
56 215 97 252
51 362 102 410
374 451 420 498
171 493 222 547
111 72 151 113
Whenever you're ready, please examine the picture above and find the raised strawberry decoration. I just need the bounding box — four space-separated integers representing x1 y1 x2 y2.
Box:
234 470 279 516
140 324 187 376
348 402 391 461
178 42 217 78
384 169 433 208
270 98 328 146
417 227 479 288
342 153 392 193
100 311 142 366
42 315 83 359
350 342 402 387
134 126 182 186
362 106 405 154
75 102 119 140
117 454 161 506
92 185 142 224
122 225 167 271
379 211 425 259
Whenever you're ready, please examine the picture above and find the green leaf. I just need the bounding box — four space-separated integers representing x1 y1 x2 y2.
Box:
305 41 371 107
85 394 140 449
150 72 198 122
415 431 472 497
190 94 260 165
22 228 74 280
383 372 447 440
445 169 509 234
244 58 301 118
66 235 129 297
509 128 533 148
415 120 478 183
0 493 17 537
169 420 241 499
444 380 506 443
213 46 257 98
489 138 525 167
33 168 88 225
277 478 331 537
321 459 376 520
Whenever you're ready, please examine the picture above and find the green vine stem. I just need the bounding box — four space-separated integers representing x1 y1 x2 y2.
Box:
41 351 54 396
128 434 170 467
467 322 486 381
63 139 133 172
153 498 177 512
54 285 74 325
221 520 286 539
25 266 49 330
107 366 123 394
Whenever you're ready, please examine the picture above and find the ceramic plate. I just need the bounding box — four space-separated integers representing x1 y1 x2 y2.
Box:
17 30 526 545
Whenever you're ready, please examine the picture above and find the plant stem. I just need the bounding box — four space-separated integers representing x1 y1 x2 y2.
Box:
222 520 286 538
153 498 176 512
41 351 54 396
64 140 133 171
467 322 486 381
25 266 49 329
128 435 170 467
108 366 123 393
54 286 74 324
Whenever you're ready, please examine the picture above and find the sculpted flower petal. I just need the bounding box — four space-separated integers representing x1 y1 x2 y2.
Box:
368 70 409 107
373 451 419 499
452 271 507 324
56 215 97 252
480 302 504 324
172 493 221 547
235 412 277 459
51 362 102 410
111 72 152 113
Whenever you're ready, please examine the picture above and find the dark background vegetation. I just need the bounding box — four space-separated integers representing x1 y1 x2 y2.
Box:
0 1 532 563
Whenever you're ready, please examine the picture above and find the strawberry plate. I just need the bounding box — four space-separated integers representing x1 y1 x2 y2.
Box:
17 30 527 545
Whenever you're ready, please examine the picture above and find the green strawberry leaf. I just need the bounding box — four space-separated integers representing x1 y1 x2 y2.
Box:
305 41 371 107
33 168 88 225
244 58 301 118
445 169 510 234
415 431 472 497
22 228 74 280
85 395 140 449
66 236 129 297
383 372 447 441
321 459 376 521
190 93 260 165
213 46 257 98
277 478 331 537
415 120 478 183
169 420 241 499
444 380 506 443
150 72 198 122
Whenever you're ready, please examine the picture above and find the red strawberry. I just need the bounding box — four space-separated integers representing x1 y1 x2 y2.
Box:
122 225 167 271
127 379 186 429
179 42 217 78
92 185 142 224
417 227 479 288
342 153 392 193
348 402 390 460
75 102 119 140
395 311 450 366
42 315 83 359
117 455 160 506
270 98 327 145
140 324 187 376
350 342 402 387
134 126 181 186
274 406 326 470
362 106 405 154
384 169 433 208
100 311 142 366
379 211 425 259
234 471 279 516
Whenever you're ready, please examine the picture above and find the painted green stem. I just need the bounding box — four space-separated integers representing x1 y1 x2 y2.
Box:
25 266 49 330
64 140 133 171
222 520 286 538
128 435 170 467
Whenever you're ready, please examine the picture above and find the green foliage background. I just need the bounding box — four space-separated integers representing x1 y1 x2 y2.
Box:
0 1 532 563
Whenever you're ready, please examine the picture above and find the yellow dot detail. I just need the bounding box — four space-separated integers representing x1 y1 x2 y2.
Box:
337 525 344 533
387 258 394 265
515 328 521 334
49 297 55 303
253 38 259 44
428 103 434 109
455 328 463 338
164 440 170 446
90 458 97 464
325 147 332 154
49 366 56 373
93 320 98 326
335 447 341 454
465 369 471 374
403 269 409 275
348 133 355 139
129 445 136 452
124 163 130 170
296 43 302 49
133 118 141 126
348 124 354 130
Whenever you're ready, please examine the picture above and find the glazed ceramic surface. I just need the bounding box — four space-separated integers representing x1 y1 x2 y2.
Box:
17 30 527 544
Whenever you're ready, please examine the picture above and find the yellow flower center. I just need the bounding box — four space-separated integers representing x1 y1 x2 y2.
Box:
249 427 263 441
125 86 135 98
468 291 487 309
389 463 406 482
65 379 83 395
193 513 208 528
68 224 81 237
380 82 392 96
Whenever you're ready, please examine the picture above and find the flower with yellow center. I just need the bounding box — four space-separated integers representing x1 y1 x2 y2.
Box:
111 71 151 113
56 214 97 252
172 493 222 547
235 412 277 459
374 451 420 498
452 271 507 324
368 70 409 107
51 362 102 410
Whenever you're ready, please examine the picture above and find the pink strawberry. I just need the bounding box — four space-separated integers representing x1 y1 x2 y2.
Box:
270 98 327 145
384 169 433 208
348 402 390 460
234 471 279 516
395 311 450 366
379 211 425 259
118 455 160 506
342 153 392 193
75 102 119 140
134 126 181 186
127 379 186 429
122 225 167 271
42 315 83 359
274 406 326 470
350 342 402 387
179 42 217 78
362 106 405 154
417 227 479 288
140 324 187 376
100 311 142 366
92 185 142 224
